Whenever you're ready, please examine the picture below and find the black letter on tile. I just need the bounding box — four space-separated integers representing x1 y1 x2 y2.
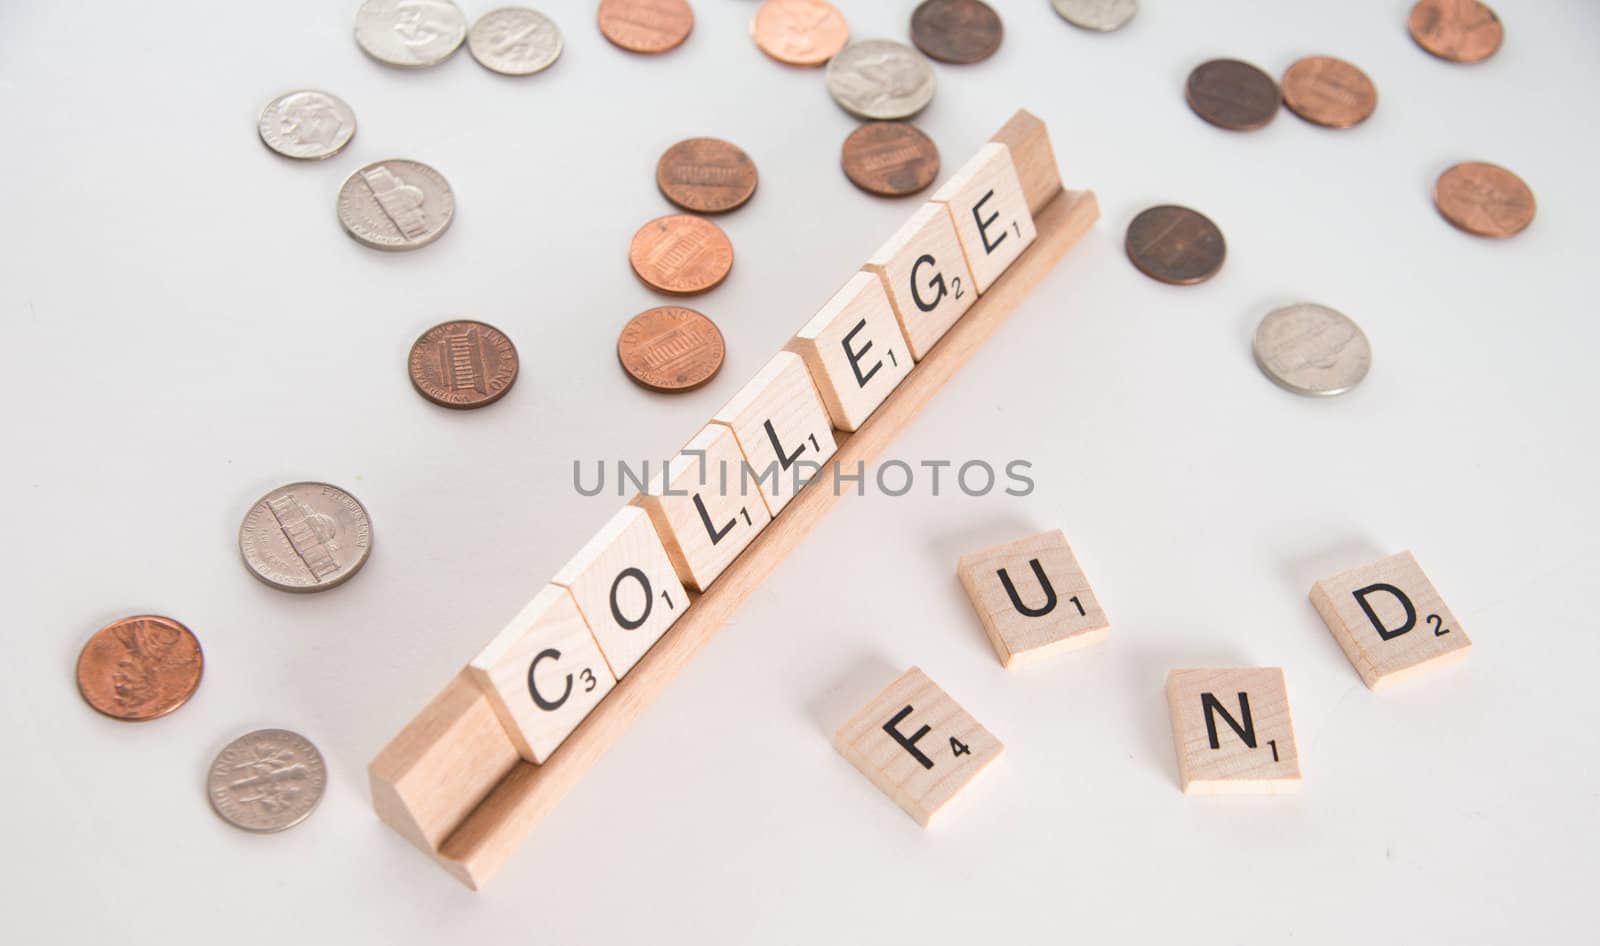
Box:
1353 583 1417 641
1201 691 1256 750
883 705 935 770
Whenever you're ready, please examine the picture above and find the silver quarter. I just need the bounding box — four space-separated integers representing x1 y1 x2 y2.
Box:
1252 303 1371 397
239 482 373 593
207 729 326 833
468 7 562 75
257 90 356 161
825 39 936 121
355 0 467 68
1052 0 1137 32
336 159 455 251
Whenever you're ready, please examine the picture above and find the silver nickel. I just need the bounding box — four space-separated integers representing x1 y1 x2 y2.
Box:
207 729 327 834
1252 303 1371 397
468 7 563 75
825 39 936 121
355 0 467 68
239 482 373 593
337 159 455 251
1052 0 1137 32
257 90 356 161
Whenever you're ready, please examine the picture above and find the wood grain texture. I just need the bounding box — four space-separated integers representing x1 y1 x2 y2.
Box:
990 108 1061 217
1167 667 1302 794
863 202 977 360
710 351 838 516
957 528 1109 667
933 143 1037 292
788 271 912 432
1310 550 1471 690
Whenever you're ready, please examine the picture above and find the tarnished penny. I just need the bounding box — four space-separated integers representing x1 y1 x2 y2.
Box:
408 320 519 409
1125 205 1226 285
207 729 327 834
1051 0 1137 32
656 138 758 214
841 122 940 197
1282 56 1377 129
628 214 734 296
76 616 203 722
1434 162 1535 238
618 306 726 392
239 482 373 593
910 0 1003 65
826 39 936 121
1253 303 1371 397
751 0 848 67
337 159 455 251
257 90 356 161
597 0 693 55
1186 59 1279 132
1408 0 1502 64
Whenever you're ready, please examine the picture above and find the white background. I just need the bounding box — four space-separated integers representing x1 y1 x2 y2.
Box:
3 1 1596 942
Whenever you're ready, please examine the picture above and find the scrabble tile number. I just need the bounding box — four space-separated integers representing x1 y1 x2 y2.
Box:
1427 613 1450 636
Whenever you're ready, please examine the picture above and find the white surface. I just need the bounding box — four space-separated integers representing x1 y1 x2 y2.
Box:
3 1 1596 942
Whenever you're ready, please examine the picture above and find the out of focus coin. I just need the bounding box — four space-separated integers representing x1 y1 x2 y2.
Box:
1253 303 1371 397
239 482 373 593
1408 0 1502 64
467 7 562 75
840 122 940 197
1434 162 1534 238
910 0 1002 65
1186 59 1279 132
1125 205 1225 285
355 0 467 68
1051 0 1136 32
408 320 519 409
656 138 758 214
76 616 203 722
597 0 693 55
628 214 734 295
826 39 936 120
751 0 848 67
207 729 327 834
337 159 455 251
257 90 356 161
617 306 726 392
1281 56 1377 129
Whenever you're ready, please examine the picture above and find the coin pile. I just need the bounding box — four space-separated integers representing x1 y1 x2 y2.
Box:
355 0 563 74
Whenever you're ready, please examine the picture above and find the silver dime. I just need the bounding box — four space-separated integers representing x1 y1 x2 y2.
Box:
355 0 467 69
468 7 562 75
336 159 455 251
1252 303 1371 397
257 90 356 161
239 482 373 593
1052 0 1137 32
207 729 326 834
825 39 936 121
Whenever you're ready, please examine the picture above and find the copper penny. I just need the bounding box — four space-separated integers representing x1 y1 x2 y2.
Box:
628 213 734 295
1125 205 1226 285
597 0 693 55
840 122 940 197
910 0 1003 65
1434 162 1535 238
656 138 758 214
407 319 519 409
617 306 726 392
1186 59 1280 132
1409 0 1503 64
76 615 203 722
1282 56 1377 129
751 0 848 67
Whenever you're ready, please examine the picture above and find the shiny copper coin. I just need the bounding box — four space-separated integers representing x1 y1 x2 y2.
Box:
751 0 849 67
1125 205 1226 285
76 615 203 722
597 0 693 55
628 213 734 295
1433 162 1535 238
910 0 1003 65
1409 0 1502 64
617 306 726 392
1186 59 1279 132
1282 56 1377 129
408 320 519 409
841 122 940 197
656 138 758 214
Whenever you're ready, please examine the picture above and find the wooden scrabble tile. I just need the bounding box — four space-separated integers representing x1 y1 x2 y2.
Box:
551 506 688 679
1167 667 1302 794
957 528 1109 668
787 272 913 432
635 423 772 592
467 585 616 764
710 351 838 517
1309 550 1472 690
864 203 978 361
832 666 1004 826
932 143 1038 293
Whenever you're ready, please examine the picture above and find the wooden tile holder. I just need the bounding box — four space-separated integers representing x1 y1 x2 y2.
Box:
368 110 1099 889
